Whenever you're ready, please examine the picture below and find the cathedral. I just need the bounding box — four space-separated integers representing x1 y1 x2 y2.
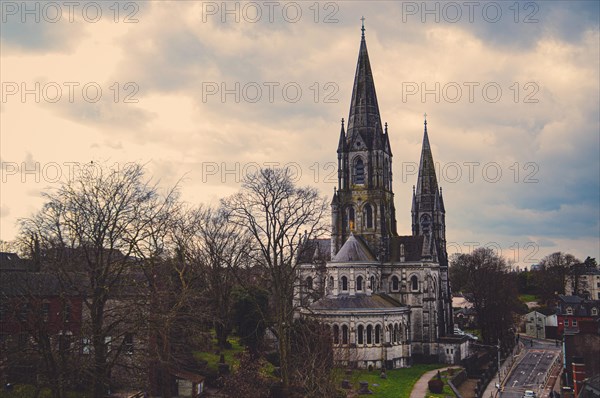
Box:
296 25 468 369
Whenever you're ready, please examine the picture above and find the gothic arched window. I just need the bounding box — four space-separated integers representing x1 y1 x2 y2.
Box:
354 158 365 185
364 204 373 228
366 325 373 345
306 276 313 290
420 214 431 234
370 276 375 291
341 276 348 291
375 325 381 344
394 323 399 343
356 276 363 291
391 275 399 291
332 325 339 345
347 207 355 231
342 325 349 345
411 275 419 291
383 158 389 188
357 325 364 345
329 276 334 290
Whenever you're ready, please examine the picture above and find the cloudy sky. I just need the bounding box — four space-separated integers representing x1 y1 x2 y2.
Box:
1 1 599 267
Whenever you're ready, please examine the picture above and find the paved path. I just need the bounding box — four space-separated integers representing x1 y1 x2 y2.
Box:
410 366 461 398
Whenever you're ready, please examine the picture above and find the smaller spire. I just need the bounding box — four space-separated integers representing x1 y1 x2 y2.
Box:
361 16 365 38
337 118 346 153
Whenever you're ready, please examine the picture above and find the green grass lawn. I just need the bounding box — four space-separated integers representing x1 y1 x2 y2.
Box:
336 364 445 398
519 294 539 303
463 328 482 339
425 369 458 398
193 334 245 371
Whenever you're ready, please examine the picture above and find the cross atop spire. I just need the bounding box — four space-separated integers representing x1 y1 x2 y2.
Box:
361 16 365 37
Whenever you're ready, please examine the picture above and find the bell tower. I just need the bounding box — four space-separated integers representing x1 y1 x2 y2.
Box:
331 21 397 259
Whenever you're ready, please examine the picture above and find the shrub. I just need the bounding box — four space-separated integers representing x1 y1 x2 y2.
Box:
428 378 444 393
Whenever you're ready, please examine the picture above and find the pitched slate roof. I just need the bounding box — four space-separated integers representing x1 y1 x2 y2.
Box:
389 236 425 262
309 293 404 311
297 239 331 264
0 271 86 296
331 234 376 263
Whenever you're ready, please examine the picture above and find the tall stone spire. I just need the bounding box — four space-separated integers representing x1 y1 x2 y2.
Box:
415 115 438 202
346 20 384 150
412 115 447 265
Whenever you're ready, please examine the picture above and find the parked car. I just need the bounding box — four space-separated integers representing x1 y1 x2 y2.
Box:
523 390 536 398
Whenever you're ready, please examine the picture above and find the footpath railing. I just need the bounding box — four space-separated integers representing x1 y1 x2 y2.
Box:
479 342 524 398
448 369 467 398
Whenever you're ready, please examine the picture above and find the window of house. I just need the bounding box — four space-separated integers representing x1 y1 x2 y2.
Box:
411 275 419 291
564 319 569 327
42 301 50 323
592 308 598 316
357 325 364 345
58 333 72 352
572 319 577 327
63 301 72 323
364 204 373 228
391 276 399 291
354 158 365 185
566 307 573 315
82 337 91 355
18 333 28 350
18 303 29 322
356 276 363 291
341 276 348 291
124 333 134 355
366 325 373 345
342 325 349 345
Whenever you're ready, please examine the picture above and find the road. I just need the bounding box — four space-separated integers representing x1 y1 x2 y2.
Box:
500 337 561 398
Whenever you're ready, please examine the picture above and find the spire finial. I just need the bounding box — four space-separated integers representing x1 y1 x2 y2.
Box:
341 117 345 127
361 16 365 37
384 122 388 134
424 112 427 125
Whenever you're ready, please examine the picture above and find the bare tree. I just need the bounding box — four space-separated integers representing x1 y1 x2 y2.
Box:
17 163 179 397
289 318 336 398
221 168 328 395
0 271 86 398
190 206 252 348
